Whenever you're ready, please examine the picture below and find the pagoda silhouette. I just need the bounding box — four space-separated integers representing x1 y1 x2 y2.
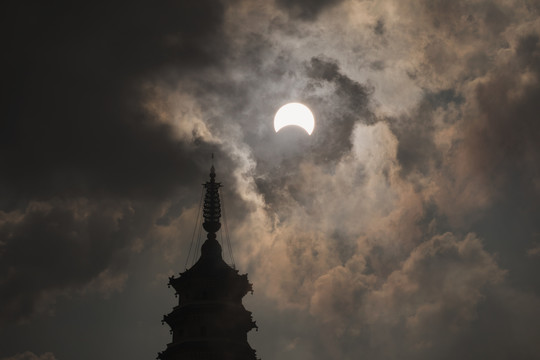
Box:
158 165 258 360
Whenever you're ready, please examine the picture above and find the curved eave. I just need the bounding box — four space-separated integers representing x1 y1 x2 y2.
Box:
169 270 253 298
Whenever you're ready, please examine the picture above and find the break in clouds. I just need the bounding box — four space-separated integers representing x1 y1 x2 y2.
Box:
1 0 540 359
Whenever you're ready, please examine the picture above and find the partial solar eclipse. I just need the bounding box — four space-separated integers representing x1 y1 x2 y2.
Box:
274 103 315 135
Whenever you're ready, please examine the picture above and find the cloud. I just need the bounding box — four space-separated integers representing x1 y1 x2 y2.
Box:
1 0 230 209
294 232 505 359
274 0 345 20
462 32 540 197
365 233 505 342
2 0 540 359
527 243 540 257
388 89 463 177
0 200 141 322
0 352 56 360
0 0 236 322
242 121 419 309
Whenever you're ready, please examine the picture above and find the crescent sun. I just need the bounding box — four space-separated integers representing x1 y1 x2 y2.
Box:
274 103 315 135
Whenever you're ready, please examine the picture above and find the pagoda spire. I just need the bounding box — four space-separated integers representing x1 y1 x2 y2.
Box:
200 165 224 261
202 165 221 235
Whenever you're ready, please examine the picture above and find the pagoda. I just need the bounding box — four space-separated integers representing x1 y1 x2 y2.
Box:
158 165 258 360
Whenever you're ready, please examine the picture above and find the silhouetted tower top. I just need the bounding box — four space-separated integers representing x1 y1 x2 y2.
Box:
203 165 221 232
158 165 258 360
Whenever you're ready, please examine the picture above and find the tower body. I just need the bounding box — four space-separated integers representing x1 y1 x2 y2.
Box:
158 167 258 360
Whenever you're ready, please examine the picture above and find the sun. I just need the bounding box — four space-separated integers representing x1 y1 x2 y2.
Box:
274 103 315 135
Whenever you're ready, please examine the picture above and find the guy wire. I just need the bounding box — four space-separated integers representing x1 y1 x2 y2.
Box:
220 187 236 268
185 186 204 269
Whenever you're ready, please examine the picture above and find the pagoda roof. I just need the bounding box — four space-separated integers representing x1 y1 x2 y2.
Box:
180 238 237 278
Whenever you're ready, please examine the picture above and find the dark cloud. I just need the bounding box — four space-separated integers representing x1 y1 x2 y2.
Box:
1 0 228 209
305 57 375 124
374 18 385 35
0 0 234 323
0 199 155 322
391 89 463 177
419 0 511 36
304 56 376 163
443 32 540 292
0 352 56 360
464 33 540 196
274 0 345 20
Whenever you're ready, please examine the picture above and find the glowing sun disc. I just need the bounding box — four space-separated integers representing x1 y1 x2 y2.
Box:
274 103 315 135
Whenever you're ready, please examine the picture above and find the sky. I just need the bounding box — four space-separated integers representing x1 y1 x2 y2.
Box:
1 0 540 359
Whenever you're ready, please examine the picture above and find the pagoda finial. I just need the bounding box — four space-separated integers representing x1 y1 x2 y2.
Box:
203 164 221 235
